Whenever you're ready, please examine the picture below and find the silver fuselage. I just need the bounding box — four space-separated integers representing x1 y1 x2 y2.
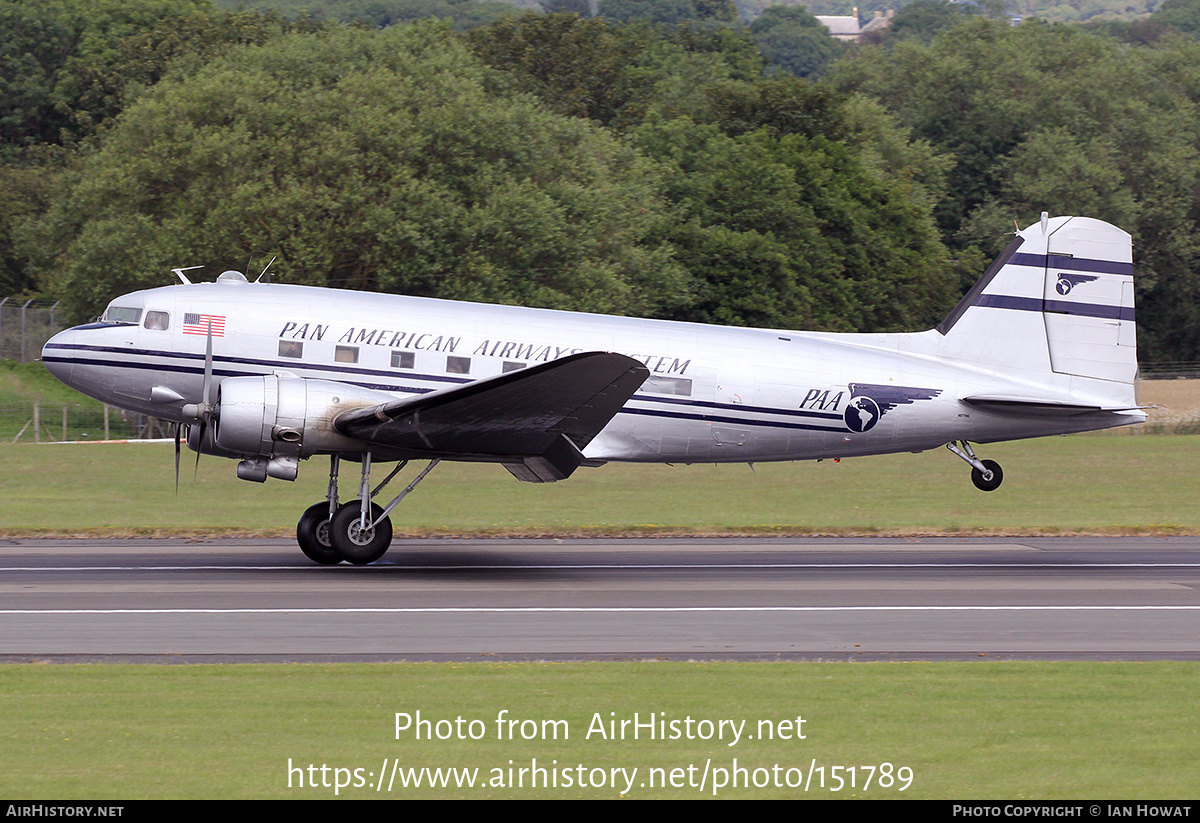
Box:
42 279 1143 465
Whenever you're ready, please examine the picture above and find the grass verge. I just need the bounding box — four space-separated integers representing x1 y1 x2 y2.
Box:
1 661 1196 799
2 434 1199 536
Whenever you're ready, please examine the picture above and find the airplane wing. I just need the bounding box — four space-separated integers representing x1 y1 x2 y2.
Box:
333 351 649 482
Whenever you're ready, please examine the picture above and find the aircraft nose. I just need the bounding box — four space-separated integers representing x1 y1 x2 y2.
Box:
41 327 77 385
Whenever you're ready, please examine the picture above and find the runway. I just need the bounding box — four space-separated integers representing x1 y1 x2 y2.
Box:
2 536 1199 661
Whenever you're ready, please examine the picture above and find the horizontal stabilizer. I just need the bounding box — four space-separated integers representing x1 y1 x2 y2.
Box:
334 352 649 476
961 395 1144 417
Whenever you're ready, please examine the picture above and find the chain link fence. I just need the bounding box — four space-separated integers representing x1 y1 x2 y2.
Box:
0 401 175 443
0 299 63 362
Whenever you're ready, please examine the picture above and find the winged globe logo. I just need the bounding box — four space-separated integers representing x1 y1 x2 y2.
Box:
1055 273 1099 295
844 396 881 432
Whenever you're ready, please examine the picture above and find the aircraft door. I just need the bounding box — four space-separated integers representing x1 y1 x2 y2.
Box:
713 357 755 447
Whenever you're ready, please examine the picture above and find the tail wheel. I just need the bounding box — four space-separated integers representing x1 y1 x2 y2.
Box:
329 500 393 565
971 459 1004 492
297 502 342 565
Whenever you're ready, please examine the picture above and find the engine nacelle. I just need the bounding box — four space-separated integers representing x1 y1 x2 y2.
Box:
192 376 400 481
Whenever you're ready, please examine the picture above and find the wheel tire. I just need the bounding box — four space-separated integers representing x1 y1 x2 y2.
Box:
970 459 1004 492
297 502 342 565
329 500 393 565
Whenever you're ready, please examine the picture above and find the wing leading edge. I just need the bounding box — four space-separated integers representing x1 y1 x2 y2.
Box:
334 351 649 482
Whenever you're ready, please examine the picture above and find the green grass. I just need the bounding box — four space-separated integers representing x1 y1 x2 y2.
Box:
0 361 100 407
0 661 1195 799
4 408 1196 801
1 434 1198 535
0 361 137 442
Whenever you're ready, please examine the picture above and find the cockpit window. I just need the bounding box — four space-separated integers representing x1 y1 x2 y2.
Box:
103 306 142 325
144 311 169 331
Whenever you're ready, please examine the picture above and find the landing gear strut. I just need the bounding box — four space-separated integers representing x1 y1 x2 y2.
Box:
946 441 1003 492
295 454 343 565
295 453 441 565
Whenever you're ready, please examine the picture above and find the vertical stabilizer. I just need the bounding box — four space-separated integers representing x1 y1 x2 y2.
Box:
936 216 1136 385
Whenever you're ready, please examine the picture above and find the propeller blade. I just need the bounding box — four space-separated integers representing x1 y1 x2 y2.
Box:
202 319 214 411
194 319 215 480
194 422 203 479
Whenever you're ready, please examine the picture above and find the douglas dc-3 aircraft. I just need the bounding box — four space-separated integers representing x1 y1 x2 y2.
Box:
43 214 1145 564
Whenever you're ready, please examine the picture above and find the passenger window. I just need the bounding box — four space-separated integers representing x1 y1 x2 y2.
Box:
642 376 692 396
446 356 471 374
279 341 303 359
502 361 526 373
391 351 415 369
144 311 169 331
335 345 359 364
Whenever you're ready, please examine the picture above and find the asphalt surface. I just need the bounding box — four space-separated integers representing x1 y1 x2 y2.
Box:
2 536 1199 661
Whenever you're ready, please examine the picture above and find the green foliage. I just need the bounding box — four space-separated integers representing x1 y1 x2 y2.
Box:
32 24 688 322
598 0 697 25
0 160 63 294
749 5 843 78
1150 0 1200 34
470 13 762 124
693 0 739 22
0 1 77 149
0 0 288 151
0 0 282 149
884 0 981 45
828 18 1200 360
211 0 525 30
631 76 955 332
7 3 964 347
468 12 642 122
470 13 953 334
541 0 591 14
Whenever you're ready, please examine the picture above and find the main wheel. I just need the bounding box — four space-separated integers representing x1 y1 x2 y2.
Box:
297 502 342 565
329 500 393 565
970 459 1004 492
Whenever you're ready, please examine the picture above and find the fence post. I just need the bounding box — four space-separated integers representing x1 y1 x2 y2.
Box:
62 406 67 441
104 405 109 441
33 402 39 444
20 299 32 362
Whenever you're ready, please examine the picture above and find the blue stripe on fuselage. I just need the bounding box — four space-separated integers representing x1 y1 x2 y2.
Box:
41 342 854 432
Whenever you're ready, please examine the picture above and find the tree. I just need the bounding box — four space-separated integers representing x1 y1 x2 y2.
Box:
885 0 980 45
828 18 1200 360
598 0 697 25
1150 0 1200 36
467 13 642 122
749 6 842 78
630 77 956 332
541 0 592 15
693 0 738 22
0 0 287 151
32 24 688 322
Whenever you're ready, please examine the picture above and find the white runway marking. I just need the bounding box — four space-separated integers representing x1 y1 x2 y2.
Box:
3 563 1200 572
5 605 1200 615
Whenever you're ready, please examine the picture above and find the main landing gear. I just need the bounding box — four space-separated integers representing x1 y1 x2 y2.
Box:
946 441 1003 492
295 454 441 565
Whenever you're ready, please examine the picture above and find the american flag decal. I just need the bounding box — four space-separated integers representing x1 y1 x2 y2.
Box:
182 313 226 337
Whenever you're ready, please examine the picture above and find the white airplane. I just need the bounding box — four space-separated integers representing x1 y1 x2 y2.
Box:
42 214 1144 564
